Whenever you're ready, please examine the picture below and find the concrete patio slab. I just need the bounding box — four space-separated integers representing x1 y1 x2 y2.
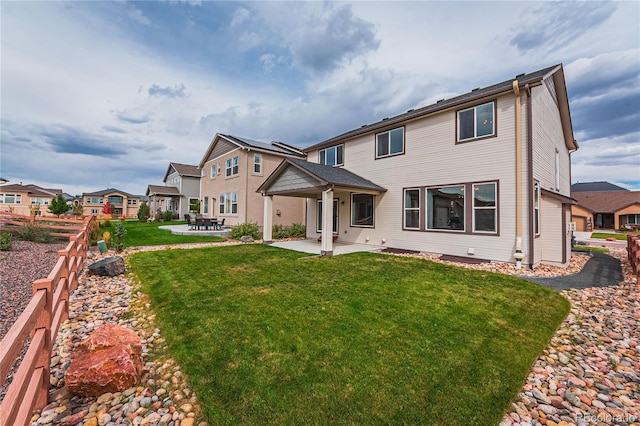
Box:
158 224 229 237
270 239 384 256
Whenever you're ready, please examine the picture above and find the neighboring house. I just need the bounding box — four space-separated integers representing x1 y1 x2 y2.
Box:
198 134 306 228
259 64 577 268
0 178 8 184
571 183 640 231
0 183 63 216
82 188 142 218
146 162 201 219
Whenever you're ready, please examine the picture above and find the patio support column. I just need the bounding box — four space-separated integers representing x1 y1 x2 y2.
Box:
263 195 273 244
321 188 333 256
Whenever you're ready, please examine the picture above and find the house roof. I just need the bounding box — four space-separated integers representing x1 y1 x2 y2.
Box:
165 162 201 179
306 64 577 152
0 183 61 197
571 181 628 193
572 191 640 213
198 133 306 168
258 158 386 197
83 188 137 198
146 185 181 196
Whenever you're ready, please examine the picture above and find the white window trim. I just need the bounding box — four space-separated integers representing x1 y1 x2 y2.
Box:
534 181 541 236
375 127 405 159
219 192 238 215
226 156 239 177
210 164 216 179
471 182 497 234
319 144 344 166
403 188 421 230
457 101 496 142
253 153 262 175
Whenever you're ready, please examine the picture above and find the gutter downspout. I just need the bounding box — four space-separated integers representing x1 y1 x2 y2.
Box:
513 81 525 269
526 84 534 269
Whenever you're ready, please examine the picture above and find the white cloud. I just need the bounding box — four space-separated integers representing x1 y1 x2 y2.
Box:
128 6 151 26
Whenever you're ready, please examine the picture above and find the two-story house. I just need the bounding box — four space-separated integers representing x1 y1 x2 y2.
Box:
198 134 306 228
0 183 63 216
259 64 578 268
146 162 201 219
82 188 142 219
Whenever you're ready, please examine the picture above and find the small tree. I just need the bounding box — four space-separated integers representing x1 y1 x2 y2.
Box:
48 194 69 217
72 203 84 218
137 202 150 221
102 201 114 216
190 199 201 215
113 221 127 253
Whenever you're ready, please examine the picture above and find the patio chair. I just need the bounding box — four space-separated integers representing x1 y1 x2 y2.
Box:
216 218 225 230
185 214 195 230
195 217 204 230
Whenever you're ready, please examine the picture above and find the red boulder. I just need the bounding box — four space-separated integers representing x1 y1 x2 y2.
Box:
64 324 143 396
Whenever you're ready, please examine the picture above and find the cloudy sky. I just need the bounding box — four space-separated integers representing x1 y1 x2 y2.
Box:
1 1 639 196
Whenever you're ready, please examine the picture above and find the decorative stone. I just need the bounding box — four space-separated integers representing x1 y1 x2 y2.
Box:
64 324 142 397
88 256 125 277
240 235 254 243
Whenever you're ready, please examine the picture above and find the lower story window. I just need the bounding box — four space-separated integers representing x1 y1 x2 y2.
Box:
626 214 640 225
427 185 465 231
351 194 374 227
189 198 200 213
219 192 238 215
472 182 497 233
203 196 209 215
404 189 420 229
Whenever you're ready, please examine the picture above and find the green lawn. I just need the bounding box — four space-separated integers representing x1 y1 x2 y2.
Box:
130 244 570 425
590 232 629 241
100 220 225 247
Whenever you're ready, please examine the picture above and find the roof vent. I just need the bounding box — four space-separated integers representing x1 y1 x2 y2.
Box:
407 109 414 113
516 73 525 78
437 99 445 103
361 124 367 128
471 87 480 92
382 117 389 121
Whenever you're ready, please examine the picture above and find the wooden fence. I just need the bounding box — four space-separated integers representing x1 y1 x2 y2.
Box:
0 215 95 426
628 234 640 278
0 212 88 239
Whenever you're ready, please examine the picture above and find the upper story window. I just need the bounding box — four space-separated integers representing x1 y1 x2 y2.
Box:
0 193 22 204
210 164 216 179
254 153 262 174
86 197 103 204
376 127 404 158
108 196 123 204
127 199 137 205
226 156 239 177
319 144 344 166
201 169 206 177
457 101 495 142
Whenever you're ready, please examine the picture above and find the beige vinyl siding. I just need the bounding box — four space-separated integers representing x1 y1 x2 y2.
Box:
540 196 563 264
306 93 525 262
531 79 572 197
205 138 237 163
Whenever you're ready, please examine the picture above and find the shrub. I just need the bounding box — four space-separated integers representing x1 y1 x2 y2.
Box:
113 221 127 253
15 224 54 243
99 218 112 228
89 220 102 245
102 231 111 246
229 222 261 240
137 202 150 221
154 210 163 222
163 210 174 222
0 232 12 251
272 223 306 239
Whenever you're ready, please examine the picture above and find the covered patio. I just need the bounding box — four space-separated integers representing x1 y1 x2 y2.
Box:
258 158 386 256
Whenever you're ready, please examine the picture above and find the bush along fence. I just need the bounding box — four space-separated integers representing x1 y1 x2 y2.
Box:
0 212 86 239
628 234 640 279
0 215 95 426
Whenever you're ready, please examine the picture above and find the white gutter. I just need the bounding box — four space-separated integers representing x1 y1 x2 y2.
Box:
513 80 525 269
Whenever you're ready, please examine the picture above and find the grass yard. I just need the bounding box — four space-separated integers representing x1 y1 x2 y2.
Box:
130 244 570 425
590 232 629 241
101 220 225 247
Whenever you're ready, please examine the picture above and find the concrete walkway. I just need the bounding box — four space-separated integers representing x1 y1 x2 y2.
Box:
271 239 384 256
521 252 623 291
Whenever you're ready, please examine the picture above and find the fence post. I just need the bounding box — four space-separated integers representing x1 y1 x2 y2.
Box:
32 278 52 409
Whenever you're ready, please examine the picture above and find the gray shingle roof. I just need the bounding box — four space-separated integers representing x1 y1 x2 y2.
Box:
306 64 561 151
169 163 200 177
83 188 137 197
571 182 628 193
146 185 180 196
287 159 385 192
